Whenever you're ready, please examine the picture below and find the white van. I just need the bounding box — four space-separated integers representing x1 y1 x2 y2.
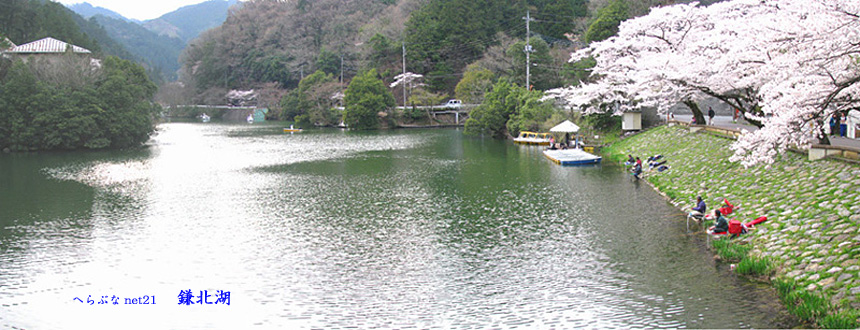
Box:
445 99 462 109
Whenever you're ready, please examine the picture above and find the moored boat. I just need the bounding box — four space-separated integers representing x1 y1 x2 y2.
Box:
513 131 552 145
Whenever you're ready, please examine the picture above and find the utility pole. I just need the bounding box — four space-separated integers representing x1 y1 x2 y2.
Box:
402 42 407 107
340 55 344 85
523 10 534 90
300 65 304 81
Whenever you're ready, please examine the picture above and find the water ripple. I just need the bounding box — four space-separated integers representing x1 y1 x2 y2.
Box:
0 124 794 329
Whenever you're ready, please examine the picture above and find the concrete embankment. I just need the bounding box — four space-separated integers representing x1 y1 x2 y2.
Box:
604 125 860 315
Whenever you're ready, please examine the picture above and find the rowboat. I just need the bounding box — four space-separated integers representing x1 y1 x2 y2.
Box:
283 125 302 133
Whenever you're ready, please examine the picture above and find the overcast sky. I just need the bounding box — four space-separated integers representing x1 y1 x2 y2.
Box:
55 0 222 21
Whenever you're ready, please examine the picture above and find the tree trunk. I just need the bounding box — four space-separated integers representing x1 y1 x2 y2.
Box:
683 100 706 125
819 134 831 146
817 118 831 145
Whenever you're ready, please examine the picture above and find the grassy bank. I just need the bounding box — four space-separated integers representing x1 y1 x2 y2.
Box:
603 125 860 328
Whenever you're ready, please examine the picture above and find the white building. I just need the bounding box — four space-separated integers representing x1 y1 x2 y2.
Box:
3 37 92 63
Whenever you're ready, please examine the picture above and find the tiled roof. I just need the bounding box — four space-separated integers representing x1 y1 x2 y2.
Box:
8 37 91 54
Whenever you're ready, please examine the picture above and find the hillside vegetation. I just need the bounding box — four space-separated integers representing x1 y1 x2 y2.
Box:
92 15 185 81
143 0 239 43
174 0 719 112
0 1 161 152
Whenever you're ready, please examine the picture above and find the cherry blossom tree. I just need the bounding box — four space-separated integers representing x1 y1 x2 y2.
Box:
389 72 424 89
731 0 860 166
390 72 425 106
546 0 860 166
226 89 257 106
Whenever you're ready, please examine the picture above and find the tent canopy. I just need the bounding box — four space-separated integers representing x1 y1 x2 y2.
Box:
550 120 580 133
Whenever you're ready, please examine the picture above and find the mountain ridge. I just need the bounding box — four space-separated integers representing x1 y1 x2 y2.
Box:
65 0 240 81
66 0 239 43
67 2 138 23
143 0 240 43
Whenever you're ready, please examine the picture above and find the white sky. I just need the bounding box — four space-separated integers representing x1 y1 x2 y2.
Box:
55 0 221 21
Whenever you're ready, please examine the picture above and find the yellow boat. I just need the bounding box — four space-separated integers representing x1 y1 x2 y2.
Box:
283 125 302 133
513 131 552 145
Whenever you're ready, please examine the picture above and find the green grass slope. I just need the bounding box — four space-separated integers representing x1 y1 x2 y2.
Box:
604 125 860 328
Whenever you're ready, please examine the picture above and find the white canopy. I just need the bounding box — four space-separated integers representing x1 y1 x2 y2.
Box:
550 120 580 133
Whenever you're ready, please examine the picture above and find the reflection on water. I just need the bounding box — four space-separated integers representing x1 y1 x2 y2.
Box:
0 122 793 329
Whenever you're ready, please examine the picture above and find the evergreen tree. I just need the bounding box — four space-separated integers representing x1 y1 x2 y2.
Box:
280 70 341 126
0 57 158 151
584 0 629 43
465 78 557 138
343 69 395 130
454 65 495 104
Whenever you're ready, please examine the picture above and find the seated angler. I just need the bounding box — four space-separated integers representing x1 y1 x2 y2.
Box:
709 209 729 234
689 196 706 218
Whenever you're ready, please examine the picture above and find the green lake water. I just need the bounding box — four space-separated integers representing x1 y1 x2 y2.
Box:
0 122 794 329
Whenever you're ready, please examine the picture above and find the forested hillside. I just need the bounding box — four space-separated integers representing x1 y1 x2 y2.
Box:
143 0 239 43
1 0 102 53
172 0 723 118
0 0 136 63
178 0 401 103
65 0 239 82
93 15 185 81
0 1 160 151
179 0 593 104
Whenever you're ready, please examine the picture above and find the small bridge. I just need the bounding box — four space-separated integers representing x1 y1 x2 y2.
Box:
397 104 477 125
165 105 268 122
334 104 478 124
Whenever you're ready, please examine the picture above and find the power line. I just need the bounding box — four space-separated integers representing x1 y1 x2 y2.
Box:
529 10 588 20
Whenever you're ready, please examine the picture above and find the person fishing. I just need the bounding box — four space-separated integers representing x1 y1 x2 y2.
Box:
625 155 635 166
689 196 706 218
632 158 642 179
709 209 729 234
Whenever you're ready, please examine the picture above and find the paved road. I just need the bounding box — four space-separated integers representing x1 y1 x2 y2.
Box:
670 115 860 150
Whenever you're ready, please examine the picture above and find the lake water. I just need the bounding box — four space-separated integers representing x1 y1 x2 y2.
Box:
0 122 794 329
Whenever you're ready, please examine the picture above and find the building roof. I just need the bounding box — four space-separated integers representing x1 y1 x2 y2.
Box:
8 37 91 54
550 120 580 133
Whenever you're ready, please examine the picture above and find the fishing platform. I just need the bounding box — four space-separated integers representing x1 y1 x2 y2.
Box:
543 148 602 166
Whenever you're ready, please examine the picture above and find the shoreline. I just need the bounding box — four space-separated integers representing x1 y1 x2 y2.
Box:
602 125 860 328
